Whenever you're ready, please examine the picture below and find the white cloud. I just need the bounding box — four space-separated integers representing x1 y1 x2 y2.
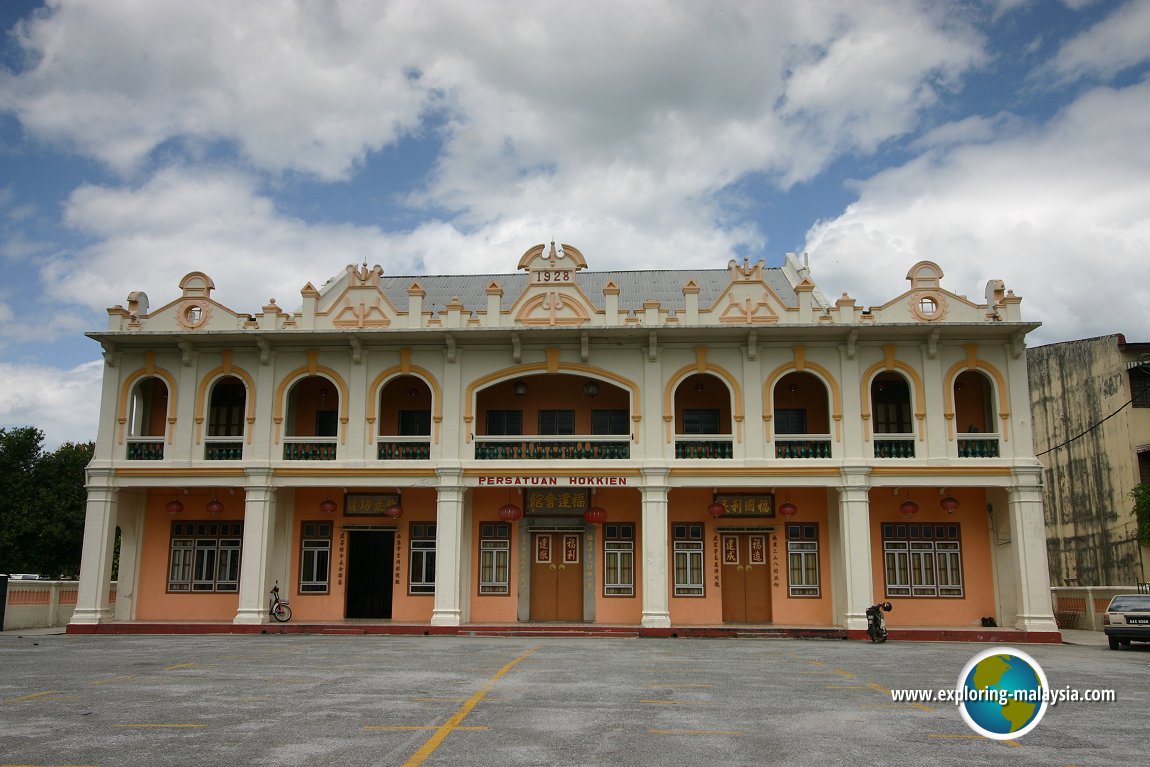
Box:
1049 0 1150 81
3 1 986 200
0 359 103 448
804 78 1150 345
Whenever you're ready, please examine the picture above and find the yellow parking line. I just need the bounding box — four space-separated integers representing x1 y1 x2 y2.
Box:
648 729 744 736
366 725 488 731
644 684 713 688
639 700 715 706
3 692 66 704
401 645 539 767
832 669 856 678
825 685 868 689
162 663 203 671
867 682 892 694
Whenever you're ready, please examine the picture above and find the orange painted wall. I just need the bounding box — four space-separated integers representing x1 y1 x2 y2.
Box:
135 492 242 621
590 488 643 625
666 488 833 626
868 488 996 627
469 488 521 623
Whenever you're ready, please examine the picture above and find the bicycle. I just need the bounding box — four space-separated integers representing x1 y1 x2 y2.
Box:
269 582 292 622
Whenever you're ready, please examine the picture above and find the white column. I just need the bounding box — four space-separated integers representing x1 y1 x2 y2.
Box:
833 470 873 632
234 478 277 624
112 493 146 621
640 471 671 628
70 473 118 625
1008 468 1058 632
431 473 466 626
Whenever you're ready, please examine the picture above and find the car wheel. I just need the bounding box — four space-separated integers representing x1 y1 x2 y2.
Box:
1108 636 1120 650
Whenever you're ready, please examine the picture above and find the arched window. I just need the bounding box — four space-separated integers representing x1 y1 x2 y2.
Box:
378 375 432 460
955 370 1000 457
284 376 338 460
674 373 732 459
773 371 831 458
871 372 914 458
127 377 168 460
206 376 246 460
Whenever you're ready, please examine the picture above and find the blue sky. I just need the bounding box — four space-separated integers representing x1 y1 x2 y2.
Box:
1 0 1148 448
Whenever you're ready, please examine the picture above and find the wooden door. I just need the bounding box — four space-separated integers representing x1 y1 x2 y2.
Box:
530 532 584 621
721 533 771 623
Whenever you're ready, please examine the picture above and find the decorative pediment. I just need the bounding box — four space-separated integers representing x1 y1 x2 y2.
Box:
718 290 780 324
316 265 397 328
517 241 588 272
514 290 591 326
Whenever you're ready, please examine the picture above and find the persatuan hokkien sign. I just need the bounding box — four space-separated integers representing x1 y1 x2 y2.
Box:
476 476 631 486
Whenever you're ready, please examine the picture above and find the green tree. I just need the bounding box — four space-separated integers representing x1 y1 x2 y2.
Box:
1134 483 1150 546
0 427 94 578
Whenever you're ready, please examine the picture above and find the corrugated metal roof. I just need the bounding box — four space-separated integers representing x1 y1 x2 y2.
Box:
334 268 798 316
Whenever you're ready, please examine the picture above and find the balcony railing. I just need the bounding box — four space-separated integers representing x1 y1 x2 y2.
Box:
474 435 631 460
674 435 734 459
378 437 432 460
283 436 338 460
774 435 833 459
126 437 164 460
958 435 1001 458
204 436 243 460
873 434 916 458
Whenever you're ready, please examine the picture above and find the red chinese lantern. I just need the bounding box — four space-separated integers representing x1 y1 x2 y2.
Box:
939 495 960 514
319 498 338 515
206 499 224 517
778 501 798 518
899 499 920 517
706 502 726 519
584 506 608 525
165 499 184 517
384 504 404 520
498 503 524 522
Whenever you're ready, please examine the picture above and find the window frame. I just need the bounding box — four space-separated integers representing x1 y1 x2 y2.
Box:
538 409 575 435
603 523 635 597
882 522 963 598
167 521 244 593
478 522 511 595
786 523 820 597
408 522 437 595
672 523 705 597
485 409 523 436
682 408 721 435
299 521 333 594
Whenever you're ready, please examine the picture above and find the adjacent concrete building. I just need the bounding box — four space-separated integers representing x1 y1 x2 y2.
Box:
70 243 1059 637
1029 335 1150 586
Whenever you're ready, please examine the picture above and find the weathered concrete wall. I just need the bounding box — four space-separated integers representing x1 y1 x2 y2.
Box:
1029 336 1146 586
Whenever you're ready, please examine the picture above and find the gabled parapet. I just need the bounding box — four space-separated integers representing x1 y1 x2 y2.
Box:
101 248 1025 335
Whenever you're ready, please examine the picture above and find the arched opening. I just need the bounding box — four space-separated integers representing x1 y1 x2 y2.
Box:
871 372 914 458
206 376 245 460
955 370 1000 457
284 376 339 460
674 373 733 459
378 375 433 460
473 373 631 459
127 377 168 460
773 371 832 458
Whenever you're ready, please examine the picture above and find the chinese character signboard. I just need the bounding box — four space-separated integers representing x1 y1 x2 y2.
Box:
525 488 590 515
714 493 775 517
345 493 401 516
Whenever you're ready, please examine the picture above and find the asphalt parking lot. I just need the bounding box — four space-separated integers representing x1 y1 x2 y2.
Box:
1 632 1147 766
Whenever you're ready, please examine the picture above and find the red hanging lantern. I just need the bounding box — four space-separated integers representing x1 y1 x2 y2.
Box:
584 506 608 525
939 495 960 514
206 499 224 517
498 503 524 522
899 499 920 517
165 499 184 517
384 504 404 520
319 498 338 515
706 501 726 519
778 501 799 518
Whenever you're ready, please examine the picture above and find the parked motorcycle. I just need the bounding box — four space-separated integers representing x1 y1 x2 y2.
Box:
865 601 892 642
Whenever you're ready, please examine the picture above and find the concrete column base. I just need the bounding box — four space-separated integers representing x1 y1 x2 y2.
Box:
233 609 268 625
69 608 113 625
1014 614 1059 633
430 609 462 626
640 611 672 629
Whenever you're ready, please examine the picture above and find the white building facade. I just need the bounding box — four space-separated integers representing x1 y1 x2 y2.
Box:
71 243 1059 638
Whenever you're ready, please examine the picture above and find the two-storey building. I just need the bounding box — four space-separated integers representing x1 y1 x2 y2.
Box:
70 242 1059 638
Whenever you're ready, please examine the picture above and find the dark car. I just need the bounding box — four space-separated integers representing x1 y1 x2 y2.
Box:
1103 594 1150 650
